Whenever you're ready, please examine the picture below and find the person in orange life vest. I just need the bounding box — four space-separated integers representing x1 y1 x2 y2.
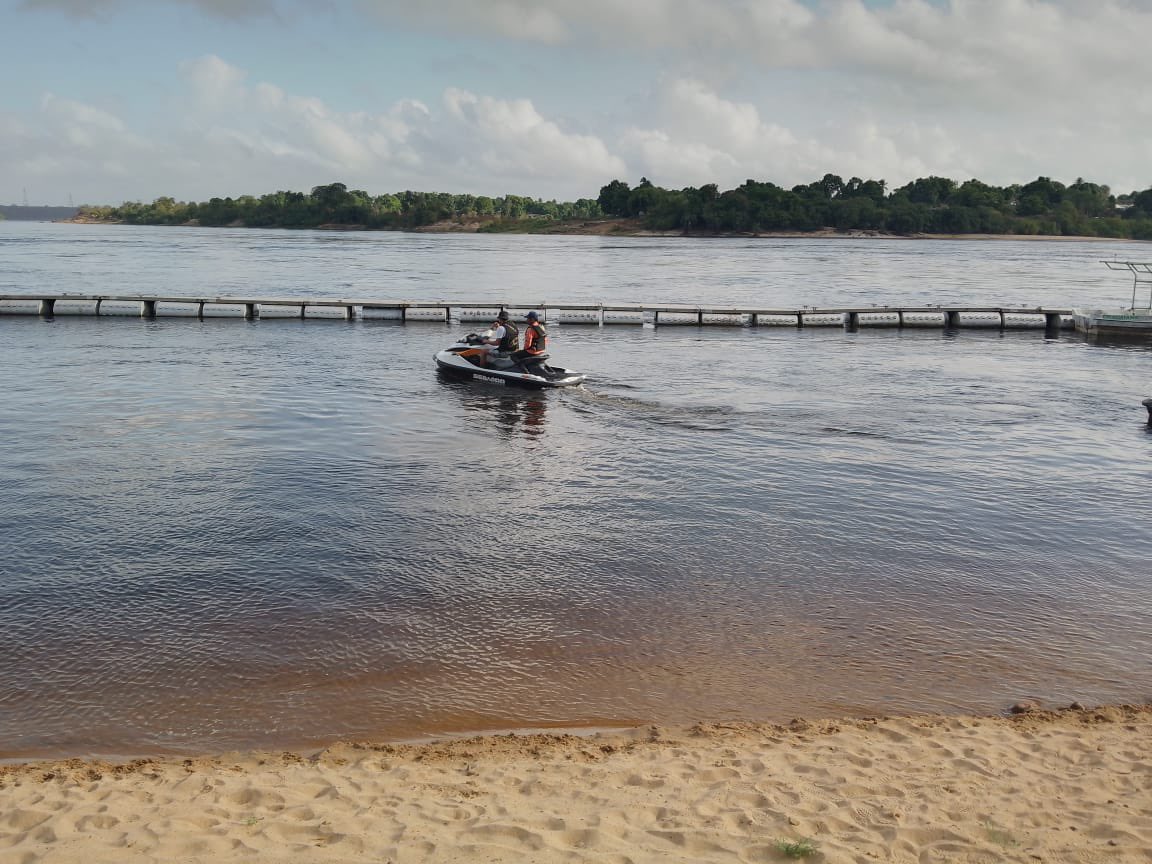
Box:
511 310 547 366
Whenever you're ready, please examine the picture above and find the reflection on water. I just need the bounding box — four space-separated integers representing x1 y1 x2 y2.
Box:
1079 331 1152 350
438 374 551 440
2 224 1152 759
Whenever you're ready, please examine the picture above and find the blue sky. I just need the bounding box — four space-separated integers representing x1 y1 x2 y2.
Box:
2 0 1151 206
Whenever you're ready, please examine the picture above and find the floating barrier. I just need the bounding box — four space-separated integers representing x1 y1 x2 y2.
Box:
302 305 349 320
257 303 306 319
456 307 536 324
0 294 1075 331
97 300 148 317
52 299 101 316
200 302 248 318
551 309 600 325
359 306 404 321
153 301 202 317
603 309 645 325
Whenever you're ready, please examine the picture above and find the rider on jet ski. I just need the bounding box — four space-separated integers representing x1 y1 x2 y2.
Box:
437 308 579 385
511 310 546 367
486 309 520 356
461 309 518 366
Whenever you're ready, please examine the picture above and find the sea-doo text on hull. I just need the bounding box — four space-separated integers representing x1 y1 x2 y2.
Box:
434 333 586 389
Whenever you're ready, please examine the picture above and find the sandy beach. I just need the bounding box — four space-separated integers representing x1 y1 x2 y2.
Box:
2 704 1148 863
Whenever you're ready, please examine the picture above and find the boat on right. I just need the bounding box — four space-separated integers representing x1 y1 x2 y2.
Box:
1073 261 1152 337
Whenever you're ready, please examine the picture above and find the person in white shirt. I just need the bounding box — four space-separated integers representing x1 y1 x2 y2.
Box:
483 309 519 356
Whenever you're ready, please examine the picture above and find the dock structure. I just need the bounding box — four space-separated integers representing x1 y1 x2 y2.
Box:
0 293 1074 331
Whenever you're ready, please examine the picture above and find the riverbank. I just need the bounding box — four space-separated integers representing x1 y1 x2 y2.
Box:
3 704 1148 863
478 220 1140 241
54 214 1144 242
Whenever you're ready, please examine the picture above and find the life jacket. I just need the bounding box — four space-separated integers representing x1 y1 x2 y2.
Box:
523 321 547 354
496 319 519 352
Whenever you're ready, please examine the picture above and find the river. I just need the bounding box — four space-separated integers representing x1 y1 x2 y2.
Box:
1 221 1150 759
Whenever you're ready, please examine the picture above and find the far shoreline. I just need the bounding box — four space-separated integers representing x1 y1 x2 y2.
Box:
53 215 1146 243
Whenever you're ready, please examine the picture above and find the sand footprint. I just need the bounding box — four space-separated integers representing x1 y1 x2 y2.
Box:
1 808 54 834
74 813 121 831
278 804 319 822
624 772 667 789
696 766 742 782
558 827 601 850
646 829 733 857
459 823 547 851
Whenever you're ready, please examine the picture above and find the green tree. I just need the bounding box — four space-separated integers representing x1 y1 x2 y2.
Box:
626 177 662 217
1016 176 1065 216
894 176 955 206
597 179 631 216
951 179 1004 210
311 182 352 221
885 203 927 234
841 177 886 202
1129 187 1152 217
1066 178 1112 217
816 173 844 199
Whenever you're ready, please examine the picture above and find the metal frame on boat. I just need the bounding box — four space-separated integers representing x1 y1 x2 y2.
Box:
1073 262 1152 336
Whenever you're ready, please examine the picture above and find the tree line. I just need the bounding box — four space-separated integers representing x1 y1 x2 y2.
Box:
78 184 601 230
597 175 1152 239
77 175 1152 239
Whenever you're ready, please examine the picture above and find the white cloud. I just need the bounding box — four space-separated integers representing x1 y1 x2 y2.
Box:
619 79 1002 191
0 55 628 203
182 55 249 111
350 1 1152 197
42 93 129 135
174 56 425 180
438 88 626 184
177 56 625 192
30 0 1152 108
0 93 158 202
170 56 627 197
617 129 741 189
6 3 1152 203
361 0 1152 111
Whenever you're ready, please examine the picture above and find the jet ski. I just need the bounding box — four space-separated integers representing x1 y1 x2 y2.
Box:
434 332 586 389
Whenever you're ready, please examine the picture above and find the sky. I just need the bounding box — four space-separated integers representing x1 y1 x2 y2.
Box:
2 0 1152 206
